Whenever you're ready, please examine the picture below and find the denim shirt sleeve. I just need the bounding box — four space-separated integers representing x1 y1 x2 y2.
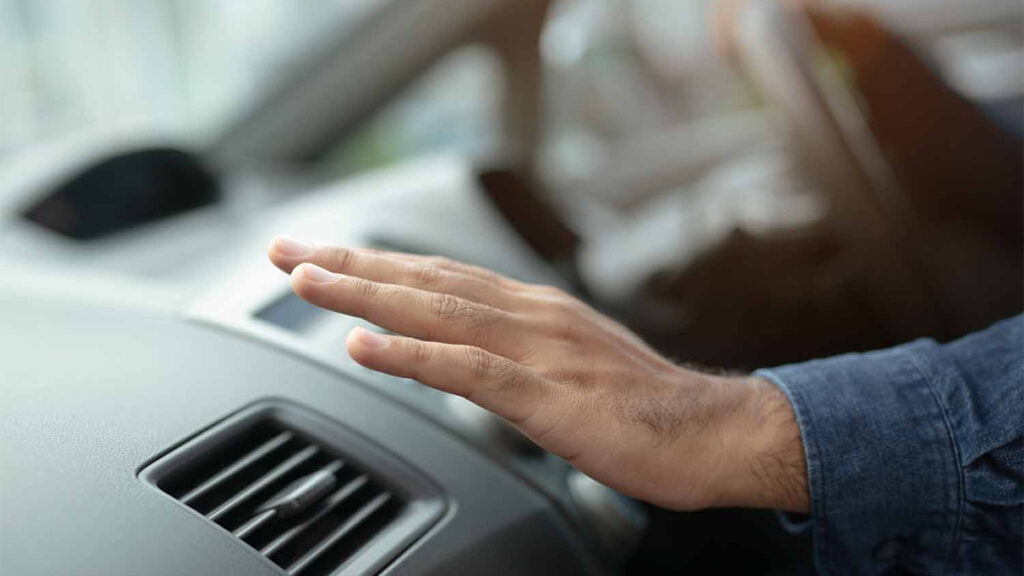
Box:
756 315 1023 576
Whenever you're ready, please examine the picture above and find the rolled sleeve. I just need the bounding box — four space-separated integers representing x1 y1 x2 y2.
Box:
755 315 1024 576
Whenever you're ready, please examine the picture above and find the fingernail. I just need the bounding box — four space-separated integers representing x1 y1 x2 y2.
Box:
273 235 314 257
355 327 389 349
299 263 339 284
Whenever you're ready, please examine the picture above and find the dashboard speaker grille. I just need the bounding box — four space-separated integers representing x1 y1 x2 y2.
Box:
140 402 445 576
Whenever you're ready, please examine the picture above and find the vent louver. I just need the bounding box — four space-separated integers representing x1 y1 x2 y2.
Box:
141 402 445 576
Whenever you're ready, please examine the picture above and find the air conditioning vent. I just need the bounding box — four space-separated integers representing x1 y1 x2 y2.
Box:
141 402 445 576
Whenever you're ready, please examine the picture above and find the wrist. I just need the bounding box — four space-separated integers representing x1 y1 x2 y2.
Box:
707 375 809 512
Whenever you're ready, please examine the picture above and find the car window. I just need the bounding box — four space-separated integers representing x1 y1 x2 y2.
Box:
0 0 380 157
320 46 503 177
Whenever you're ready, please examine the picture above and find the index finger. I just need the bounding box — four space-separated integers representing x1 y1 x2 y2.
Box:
268 238 521 308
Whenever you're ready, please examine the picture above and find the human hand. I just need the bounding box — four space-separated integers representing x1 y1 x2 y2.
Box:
268 236 808 512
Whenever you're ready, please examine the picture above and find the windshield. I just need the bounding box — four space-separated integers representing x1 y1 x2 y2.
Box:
0 0 380 158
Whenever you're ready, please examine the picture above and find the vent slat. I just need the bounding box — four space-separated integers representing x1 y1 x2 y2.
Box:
233 460 347 540
208 444 320 522
233 509 277 539
142 405 442 576
260 474 369 557
180 431 294 505
286 492 392 576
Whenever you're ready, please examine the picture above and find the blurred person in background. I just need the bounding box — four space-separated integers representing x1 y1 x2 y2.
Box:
631 0 1024 371
266 1 1022 574
713 0 1022 252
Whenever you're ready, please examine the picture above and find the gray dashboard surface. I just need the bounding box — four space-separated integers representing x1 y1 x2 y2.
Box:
0 283 599 576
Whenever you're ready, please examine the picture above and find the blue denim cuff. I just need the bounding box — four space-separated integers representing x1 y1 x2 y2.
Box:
775 510 812 534
756 340 961 576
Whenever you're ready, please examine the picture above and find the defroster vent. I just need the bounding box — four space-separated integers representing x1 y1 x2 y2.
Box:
140 401 445 576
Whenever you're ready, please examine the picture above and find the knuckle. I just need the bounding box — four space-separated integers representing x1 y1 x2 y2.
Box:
534 285 584 310
427 292 511 347
540 367 587 390
536 309 585 344
464 347 494 379
352 277 381 300
429 293 502 328
425 256 454 270
406 339 432 365
430 292 464 320
488 361 529 394
412 262 446 287
426 255 513 289
469 307 510 346
327 247 356 271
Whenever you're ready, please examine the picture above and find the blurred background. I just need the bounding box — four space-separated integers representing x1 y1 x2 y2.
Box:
0 0 727 176
2 0 1021 173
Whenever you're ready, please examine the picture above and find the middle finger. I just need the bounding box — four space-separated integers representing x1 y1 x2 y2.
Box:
290 263 524 355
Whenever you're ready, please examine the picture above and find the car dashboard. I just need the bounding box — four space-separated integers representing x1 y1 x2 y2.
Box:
0 155 641 576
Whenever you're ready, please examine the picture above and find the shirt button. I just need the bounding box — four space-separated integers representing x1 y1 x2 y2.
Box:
875 540 902 562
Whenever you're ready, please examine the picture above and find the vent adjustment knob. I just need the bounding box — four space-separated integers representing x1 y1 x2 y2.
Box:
257 469 338 520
